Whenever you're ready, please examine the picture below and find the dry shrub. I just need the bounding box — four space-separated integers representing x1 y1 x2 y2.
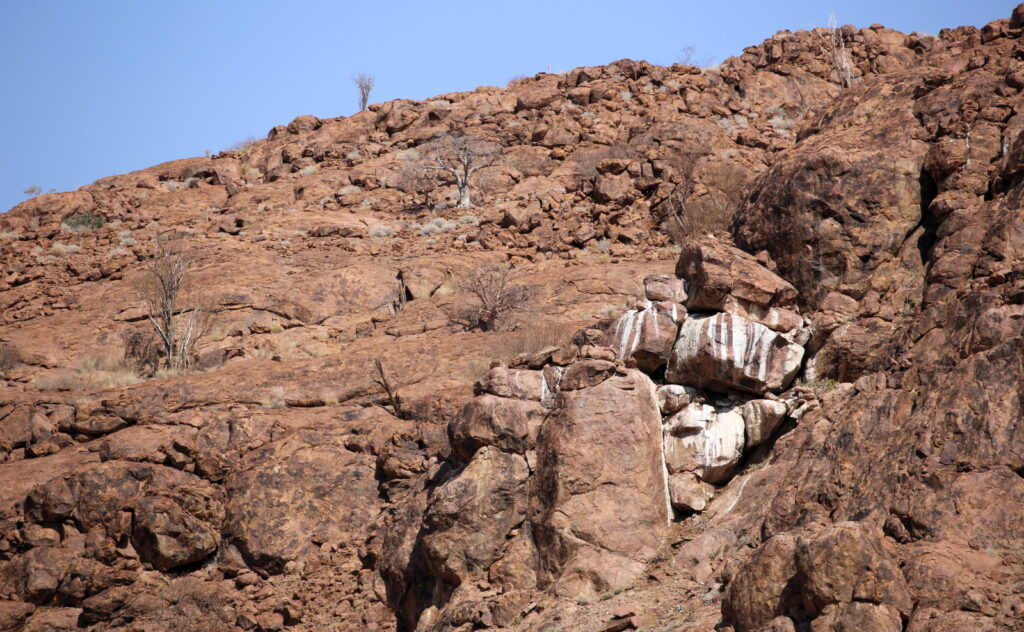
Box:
498 322 581 362
453 266 535 332
159 577 234 632
137 248 209 373
660 190 734 243
0 343 18 371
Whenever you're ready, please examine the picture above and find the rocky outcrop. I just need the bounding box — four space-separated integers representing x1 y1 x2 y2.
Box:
3 6 1024 632
531 369 669 599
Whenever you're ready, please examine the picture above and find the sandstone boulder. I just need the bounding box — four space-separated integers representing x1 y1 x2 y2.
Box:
421 446 529 584
667 313 805 394
677 238 797 313
224 430 379 572
530 370 668 599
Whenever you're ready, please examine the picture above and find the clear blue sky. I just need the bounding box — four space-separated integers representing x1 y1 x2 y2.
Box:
0 1 1014 214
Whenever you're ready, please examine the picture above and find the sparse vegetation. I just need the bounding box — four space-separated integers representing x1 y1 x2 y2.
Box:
261 386 287 409
62 212 107 232
677 44 713 68
423 130 501 208
23 185 42 197
353 73 375 111
136 248 209 373
660 190 733 243
819 14 855 88
455 265 534 332
373 359 404 418
368 224 396 238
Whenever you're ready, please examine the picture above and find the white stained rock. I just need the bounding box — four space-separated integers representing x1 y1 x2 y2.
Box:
667 312 805 395
611 301 679 373
741 399 788 447
662 403 745 484
656 384 700 415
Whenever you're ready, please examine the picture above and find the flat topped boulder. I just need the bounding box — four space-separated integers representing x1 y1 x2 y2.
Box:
677 237 798 312
667 312 805 395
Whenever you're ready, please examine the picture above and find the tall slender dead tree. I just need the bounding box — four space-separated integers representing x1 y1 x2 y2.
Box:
137 248 208 372
353 73 375 111
424 131 500 208
819 15 854 88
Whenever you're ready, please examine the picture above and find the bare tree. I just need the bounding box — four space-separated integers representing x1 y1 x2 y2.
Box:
818 15 854 88
424 131 501 208
353 73 375 111
456 266 533 332
137 248 208 372
676 45 713 68
372 359 404 418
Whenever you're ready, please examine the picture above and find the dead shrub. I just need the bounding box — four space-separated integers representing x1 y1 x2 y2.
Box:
659 189 734 243
499 322 581 362
137 248 210 373
453 266 534 332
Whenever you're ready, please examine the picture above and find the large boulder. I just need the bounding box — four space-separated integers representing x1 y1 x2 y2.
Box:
421 446 529 584
667 313 805 394
24 461 224 572
530 369 669 599
224 430 379 572
677 238 798 323
663 402 746 484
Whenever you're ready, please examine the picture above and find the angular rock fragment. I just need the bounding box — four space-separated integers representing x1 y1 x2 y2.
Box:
741 399 788 447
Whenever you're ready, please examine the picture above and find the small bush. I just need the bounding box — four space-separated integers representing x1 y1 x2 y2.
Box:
62 212 106 232
660 191 733 243
261 386 287 409
0 343 19 371
368 224 396 238
419 218 458 236
50 242 81 255
454 265 534 332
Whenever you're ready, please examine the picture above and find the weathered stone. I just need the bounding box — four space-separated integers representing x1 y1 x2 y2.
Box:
677 238 797 311
741 399 788 447
656 384 700 415
224 431 379 572
450 394 545 460
530 370 669 599
610 305 678 373
663 403 745 484
667 313 805 394
796 522 913 618
422 446 529 584
668 472 715 511
644 274 687 303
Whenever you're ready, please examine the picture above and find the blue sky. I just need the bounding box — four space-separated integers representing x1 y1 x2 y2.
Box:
0 1 1014 214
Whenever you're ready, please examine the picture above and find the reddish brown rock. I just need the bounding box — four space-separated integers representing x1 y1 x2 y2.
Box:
421 446 529 583
530 370 669 599
224 430 379 572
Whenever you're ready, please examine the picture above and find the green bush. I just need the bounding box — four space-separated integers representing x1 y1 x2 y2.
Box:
62 212 107 232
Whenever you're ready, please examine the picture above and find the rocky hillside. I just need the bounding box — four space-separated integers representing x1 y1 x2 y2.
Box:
1 5 1023 632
